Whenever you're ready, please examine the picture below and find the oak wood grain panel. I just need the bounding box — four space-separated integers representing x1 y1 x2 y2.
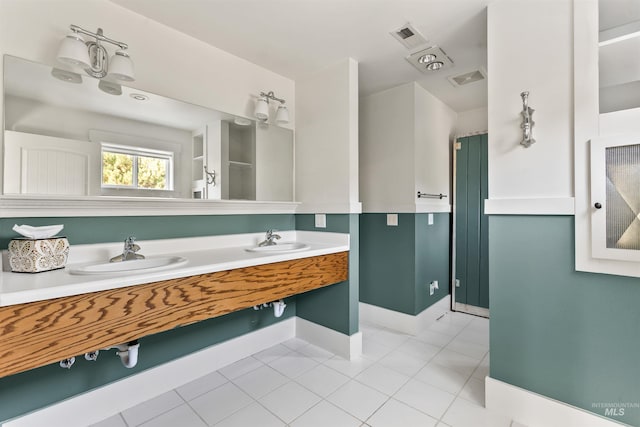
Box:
0 252 348 378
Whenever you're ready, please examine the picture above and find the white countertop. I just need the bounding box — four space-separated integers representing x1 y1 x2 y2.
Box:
0 231 349 307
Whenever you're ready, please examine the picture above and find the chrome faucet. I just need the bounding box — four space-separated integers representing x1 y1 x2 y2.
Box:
258 229 281 247
110 236 145 262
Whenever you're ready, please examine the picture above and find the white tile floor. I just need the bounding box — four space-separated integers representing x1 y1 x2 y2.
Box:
92 311 514 427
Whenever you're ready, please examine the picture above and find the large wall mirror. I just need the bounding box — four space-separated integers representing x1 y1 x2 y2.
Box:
2 55 294 203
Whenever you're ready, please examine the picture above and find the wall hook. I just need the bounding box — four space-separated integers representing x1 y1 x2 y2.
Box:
520 91 535 148
204 165 216 186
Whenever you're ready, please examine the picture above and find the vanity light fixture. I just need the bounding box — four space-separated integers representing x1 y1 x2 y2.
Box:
56 24 134 82
254 91 289 124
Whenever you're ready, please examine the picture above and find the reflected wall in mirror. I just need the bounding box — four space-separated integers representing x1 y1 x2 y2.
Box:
598 0 640 113
2 55 294 201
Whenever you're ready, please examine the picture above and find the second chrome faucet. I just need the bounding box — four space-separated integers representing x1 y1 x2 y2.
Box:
110 236 145 262
258 229 281 247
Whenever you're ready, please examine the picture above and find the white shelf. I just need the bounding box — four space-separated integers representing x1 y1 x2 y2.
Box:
228 160 253 167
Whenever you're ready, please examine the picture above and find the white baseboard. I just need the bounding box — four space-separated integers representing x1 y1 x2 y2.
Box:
3 316 362 427
295 317 362 360
485 377 628 427
453 302 490 318
359 295 451 335
4 318 296 427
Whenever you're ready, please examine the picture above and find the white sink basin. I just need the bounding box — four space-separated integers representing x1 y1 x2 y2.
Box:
67 256 188 275
246 242 310 253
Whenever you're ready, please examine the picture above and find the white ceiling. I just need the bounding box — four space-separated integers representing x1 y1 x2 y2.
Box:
109 0 491 113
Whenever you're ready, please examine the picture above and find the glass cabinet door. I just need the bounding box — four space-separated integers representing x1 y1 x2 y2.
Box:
590 135 640 261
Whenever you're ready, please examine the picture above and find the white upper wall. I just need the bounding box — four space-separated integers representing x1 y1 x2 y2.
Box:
0 0 295 127
360 83 416 211
487 0 573 201
600 106 640 134
414 84 456 211
295 58 360 213
359 82 455 212
455 107 488 137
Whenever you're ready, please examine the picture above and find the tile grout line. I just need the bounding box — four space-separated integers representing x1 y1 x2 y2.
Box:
126 390 188 427
434 319 488 425
109 311 488 427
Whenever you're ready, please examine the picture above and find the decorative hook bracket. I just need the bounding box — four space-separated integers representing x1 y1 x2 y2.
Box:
204 165 216 187
520 91 535 148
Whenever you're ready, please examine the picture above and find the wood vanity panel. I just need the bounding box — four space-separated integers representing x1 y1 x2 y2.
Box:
0 252 348 378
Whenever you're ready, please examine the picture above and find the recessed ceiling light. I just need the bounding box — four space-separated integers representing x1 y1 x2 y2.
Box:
418 54 437 64
129 93 148 101
406 46 453 74
426 61 444 71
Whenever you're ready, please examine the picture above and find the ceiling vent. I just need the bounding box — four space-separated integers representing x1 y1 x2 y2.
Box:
390 23 429 50
447 68 487 87
405 46 454 74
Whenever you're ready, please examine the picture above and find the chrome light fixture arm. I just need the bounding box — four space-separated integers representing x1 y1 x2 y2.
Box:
69 24 128 50
60 24 134 81
260 91 286 105
520 91 536 148
255 91 289 124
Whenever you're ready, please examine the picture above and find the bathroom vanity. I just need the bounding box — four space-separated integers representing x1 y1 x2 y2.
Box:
0 231 349 378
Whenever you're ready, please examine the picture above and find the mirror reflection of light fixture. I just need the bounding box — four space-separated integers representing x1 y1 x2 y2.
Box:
234 117 252 126
254 91 289 124
50 68 83 84
98 80 122 96
56 24 134 82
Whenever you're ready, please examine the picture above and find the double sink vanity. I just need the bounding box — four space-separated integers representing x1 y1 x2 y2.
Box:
0 231 349 378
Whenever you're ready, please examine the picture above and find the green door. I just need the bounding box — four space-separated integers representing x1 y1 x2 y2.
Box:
454 134 489 315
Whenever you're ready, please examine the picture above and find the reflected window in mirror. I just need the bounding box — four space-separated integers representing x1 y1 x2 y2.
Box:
101 143 173 191
3 55 295 202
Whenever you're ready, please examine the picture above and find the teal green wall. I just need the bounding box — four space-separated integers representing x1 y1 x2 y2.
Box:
295 214 359 335
489 215 640 426
0 305 295 423
360 213 416 314
0 214 294 247
414 213 450 313
360 213 449 316
0 212 356 422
